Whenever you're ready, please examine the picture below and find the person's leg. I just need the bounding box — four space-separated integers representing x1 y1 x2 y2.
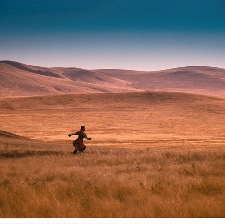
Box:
73 140 79 154
80 146 86 153
73 146 79 154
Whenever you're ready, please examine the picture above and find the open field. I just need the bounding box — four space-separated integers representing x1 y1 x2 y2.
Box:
1 91 225 217
1 142 225 218
1 91 225 142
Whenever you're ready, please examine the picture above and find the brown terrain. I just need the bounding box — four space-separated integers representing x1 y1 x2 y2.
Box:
0 60 225 218
1 60 225 97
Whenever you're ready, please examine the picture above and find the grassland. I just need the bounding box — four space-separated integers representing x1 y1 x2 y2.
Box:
0 92 225 217
1 142 225 218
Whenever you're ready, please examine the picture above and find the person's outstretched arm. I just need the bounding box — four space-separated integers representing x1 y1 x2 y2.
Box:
68 132 78 137
84 135 91 140
82 132 91 140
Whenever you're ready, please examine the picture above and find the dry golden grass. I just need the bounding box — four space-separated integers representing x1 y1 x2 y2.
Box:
1 92 225 142
0 142 225 218
0 92 225 217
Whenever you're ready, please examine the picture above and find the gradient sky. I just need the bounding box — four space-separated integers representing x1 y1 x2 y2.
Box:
0 0 225 70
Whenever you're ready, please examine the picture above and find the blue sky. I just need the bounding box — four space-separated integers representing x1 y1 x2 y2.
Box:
0 0 225 70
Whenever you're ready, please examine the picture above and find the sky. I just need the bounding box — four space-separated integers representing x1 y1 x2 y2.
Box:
0 0 225 71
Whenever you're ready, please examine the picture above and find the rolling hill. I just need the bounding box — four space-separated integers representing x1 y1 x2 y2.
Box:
1 60 225 97
0 60 138 97
1 91 225 142
95 66 225 96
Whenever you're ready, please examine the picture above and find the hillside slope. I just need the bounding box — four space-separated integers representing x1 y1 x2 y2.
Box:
1 60 225 97
1 91 225 141
95 66 225 96
0 61 138 97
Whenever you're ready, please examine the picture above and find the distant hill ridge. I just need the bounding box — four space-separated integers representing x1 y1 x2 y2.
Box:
0 130 30 140
1 60 225 97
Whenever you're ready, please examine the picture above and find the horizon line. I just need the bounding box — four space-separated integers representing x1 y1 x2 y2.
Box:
1 59 225 73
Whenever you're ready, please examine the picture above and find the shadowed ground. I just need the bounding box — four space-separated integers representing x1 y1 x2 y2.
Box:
0 150 64 159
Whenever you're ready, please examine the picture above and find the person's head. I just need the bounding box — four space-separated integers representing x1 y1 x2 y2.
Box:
81 126 85 131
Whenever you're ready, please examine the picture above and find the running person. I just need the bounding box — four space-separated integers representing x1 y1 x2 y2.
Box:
68 126 91 154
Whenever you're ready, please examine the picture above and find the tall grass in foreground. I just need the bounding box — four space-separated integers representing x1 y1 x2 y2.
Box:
0 143 225 217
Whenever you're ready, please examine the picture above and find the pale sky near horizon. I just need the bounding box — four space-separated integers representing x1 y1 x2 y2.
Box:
0 0 225 71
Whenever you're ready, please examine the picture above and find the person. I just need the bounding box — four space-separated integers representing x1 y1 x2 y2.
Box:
68 126 91 154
